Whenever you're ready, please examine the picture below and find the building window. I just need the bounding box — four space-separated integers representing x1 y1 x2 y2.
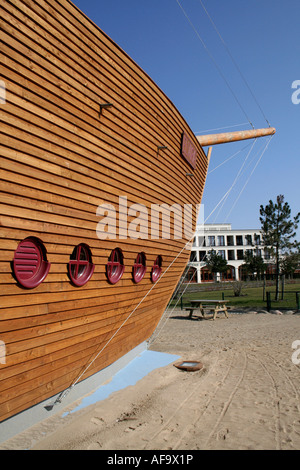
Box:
68 244 95 286
237 249 244 260
201 267 214 282
13 237 51 288
245 235 252 245
185 266 197 282
236 235 243 246
228 250 235 260
151 255 162 283
218 250 225 259
106 248 125 284
227 235 234 246
198 236 206 247
199 251 206 261
189 251 197 262
133 252 146 283
217 235 225 246
221 266 235 281
255 234 261 245
208 236 215 247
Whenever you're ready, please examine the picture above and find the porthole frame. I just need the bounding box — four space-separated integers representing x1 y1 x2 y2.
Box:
132 252 147 284
68 243 95 287
13 237 51 289
106 248 125 284
151 255 162 283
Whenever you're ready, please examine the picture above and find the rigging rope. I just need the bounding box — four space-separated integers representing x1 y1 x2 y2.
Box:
224 134 274 221
198 0 271 128
208 142 252 175
206 135 274 225
176 0 254 129
149 265 198 346
155 138 274 335
204 138 257 224
51 237 195 406
51 133 274 407
195 122 249 135
211 139 257 223
47 3 276 410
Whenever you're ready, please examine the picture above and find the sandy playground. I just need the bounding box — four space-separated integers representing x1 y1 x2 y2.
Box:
1 309 300 451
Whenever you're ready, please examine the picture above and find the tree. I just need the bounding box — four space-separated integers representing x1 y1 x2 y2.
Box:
243 251 266 280
280 251 300 279
205 249 228 282
259 194 300 299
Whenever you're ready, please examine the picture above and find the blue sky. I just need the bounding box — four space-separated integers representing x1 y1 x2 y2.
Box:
72 0 299 234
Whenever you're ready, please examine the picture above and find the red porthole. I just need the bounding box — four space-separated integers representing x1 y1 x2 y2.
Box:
106 248 124 284
151 255 162 283
68 244 95 287
133 252 146 283
13 237 51 288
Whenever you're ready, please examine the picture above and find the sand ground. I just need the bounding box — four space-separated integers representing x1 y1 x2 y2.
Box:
1 309 300 450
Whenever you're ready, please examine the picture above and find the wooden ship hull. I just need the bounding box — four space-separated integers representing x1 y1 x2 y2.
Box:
0 0 275 425
0 0 208 422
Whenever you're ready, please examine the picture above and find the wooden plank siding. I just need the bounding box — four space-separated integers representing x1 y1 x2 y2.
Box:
0 0 208 422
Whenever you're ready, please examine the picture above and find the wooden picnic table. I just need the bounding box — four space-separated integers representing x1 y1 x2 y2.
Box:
185 299 229 320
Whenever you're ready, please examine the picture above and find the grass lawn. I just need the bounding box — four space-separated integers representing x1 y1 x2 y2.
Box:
173 282 300 311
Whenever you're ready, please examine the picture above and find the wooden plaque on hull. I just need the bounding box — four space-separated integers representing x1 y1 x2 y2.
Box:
181 132 197 170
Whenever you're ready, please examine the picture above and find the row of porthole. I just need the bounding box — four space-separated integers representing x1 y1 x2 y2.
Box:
12 237 163 289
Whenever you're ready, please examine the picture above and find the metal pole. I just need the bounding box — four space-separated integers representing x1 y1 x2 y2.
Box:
281 274 285 300
266 291 271 312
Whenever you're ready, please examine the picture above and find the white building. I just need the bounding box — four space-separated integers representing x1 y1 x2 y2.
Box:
188 223 272 283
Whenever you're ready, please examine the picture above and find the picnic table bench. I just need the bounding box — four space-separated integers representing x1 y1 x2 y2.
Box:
184 299 229 320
